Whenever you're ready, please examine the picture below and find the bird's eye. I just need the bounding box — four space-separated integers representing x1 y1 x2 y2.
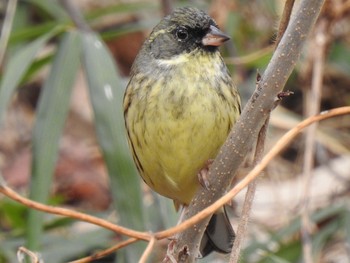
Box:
176 28 188 41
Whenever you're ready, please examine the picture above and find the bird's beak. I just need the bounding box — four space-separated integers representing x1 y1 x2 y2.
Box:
202 25 230 47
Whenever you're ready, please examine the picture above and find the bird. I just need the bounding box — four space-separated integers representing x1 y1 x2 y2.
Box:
123 7 241 257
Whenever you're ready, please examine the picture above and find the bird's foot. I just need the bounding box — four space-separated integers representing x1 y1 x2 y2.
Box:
197 159 214 190
163 239 178 263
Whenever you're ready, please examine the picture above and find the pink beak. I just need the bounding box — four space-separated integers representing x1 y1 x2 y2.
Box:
202 25 230 47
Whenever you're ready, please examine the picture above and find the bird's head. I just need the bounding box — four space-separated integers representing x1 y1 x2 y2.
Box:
146 7 230 60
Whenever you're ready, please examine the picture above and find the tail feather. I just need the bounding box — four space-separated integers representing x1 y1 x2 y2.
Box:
199 206 235 257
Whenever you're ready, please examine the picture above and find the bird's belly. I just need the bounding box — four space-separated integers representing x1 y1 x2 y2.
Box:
132 83 233 205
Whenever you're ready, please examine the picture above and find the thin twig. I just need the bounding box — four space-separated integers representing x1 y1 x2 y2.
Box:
0 185 151 241
69 238 138 263
301 18 329 263
161 0 174 16
275 0 295 48
230 91 270 263
139 236 156 263
0 0 18 66
17 247 43 263
225 45 273 65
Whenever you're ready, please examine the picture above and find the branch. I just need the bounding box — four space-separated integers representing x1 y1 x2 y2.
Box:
139 236 156 263
275 0 295 48
165 0 326 261
230 1 296 259
0 184 150 242
229 115 269 262
161 0 174 16
17 247 42 263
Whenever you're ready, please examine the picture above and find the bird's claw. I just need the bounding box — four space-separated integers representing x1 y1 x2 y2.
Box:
197 159 214 190
163 239 178 263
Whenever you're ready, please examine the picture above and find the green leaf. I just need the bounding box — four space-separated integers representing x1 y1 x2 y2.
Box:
25 0 68 21
27 31 81 250
0 199 27 232
329 42 350 74
242 205 345 261
262 253 296 263
342 208 350 249
81 32 145 262
0 28 59 125
9 22 61 45
312 219 339 257
21 53 54 84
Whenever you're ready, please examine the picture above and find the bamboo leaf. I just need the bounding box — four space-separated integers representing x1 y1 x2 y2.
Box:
26 0 68 21
9 22 60 45
81 32 144 262
27 31 81 249
0 28 59 125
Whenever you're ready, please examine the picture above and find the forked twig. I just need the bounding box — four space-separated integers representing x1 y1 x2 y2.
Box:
139 235 156 263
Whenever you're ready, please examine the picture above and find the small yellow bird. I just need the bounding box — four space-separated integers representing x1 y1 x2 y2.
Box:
123 7 241 257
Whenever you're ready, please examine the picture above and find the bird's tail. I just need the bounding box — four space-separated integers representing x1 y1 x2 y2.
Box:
199 206 235 258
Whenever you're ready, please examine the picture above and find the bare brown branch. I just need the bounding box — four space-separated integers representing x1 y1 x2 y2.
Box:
275 0 296 48
230 89 270 263
165 0 326 261
0 185 151 241
161 0 174 16
139 236 156 263
17 247 42 263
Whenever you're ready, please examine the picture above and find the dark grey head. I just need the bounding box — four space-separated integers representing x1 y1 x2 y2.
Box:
144 7 230 60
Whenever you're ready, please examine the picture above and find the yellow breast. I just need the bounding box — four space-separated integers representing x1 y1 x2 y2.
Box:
124 50 240 206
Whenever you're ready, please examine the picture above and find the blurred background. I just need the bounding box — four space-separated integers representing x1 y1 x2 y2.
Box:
0 0 349 262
